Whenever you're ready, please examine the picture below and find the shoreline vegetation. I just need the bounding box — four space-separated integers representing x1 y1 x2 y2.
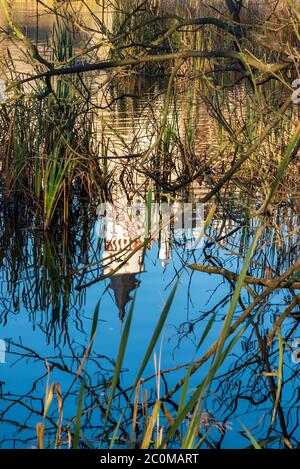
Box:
0 0 299 450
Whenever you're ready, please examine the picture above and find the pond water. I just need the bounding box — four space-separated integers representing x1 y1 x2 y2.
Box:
1 186 299 448
0 1 299 449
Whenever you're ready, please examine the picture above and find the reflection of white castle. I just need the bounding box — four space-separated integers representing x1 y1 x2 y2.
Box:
97 196 173 321
99 197 146 322
97 195 204 320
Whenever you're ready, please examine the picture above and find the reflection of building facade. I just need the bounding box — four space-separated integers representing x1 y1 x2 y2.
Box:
97 192 205 320
100 196 146 323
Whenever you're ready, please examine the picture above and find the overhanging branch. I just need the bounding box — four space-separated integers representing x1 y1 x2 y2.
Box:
9 49 293 90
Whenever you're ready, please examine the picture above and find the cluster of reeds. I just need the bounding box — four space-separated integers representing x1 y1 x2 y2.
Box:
109 0 300 75
0 19 106 229
0 195 101 341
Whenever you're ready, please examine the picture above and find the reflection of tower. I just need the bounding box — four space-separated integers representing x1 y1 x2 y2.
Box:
101 196 146 324
109 274 141 322
154 201 173 268
103 239 145 323
159 229 171 268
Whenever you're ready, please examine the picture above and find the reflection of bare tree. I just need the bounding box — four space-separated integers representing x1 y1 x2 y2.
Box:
165 206 300 448
0 338 120 448
210 314 300 448
0 196 299 448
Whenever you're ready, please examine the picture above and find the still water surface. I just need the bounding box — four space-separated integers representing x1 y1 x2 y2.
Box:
0 1 299 449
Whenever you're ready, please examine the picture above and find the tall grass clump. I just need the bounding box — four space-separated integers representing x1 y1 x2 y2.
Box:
0 22 105 229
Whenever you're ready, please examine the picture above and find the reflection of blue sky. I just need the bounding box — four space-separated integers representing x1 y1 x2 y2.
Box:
1 233 298 448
